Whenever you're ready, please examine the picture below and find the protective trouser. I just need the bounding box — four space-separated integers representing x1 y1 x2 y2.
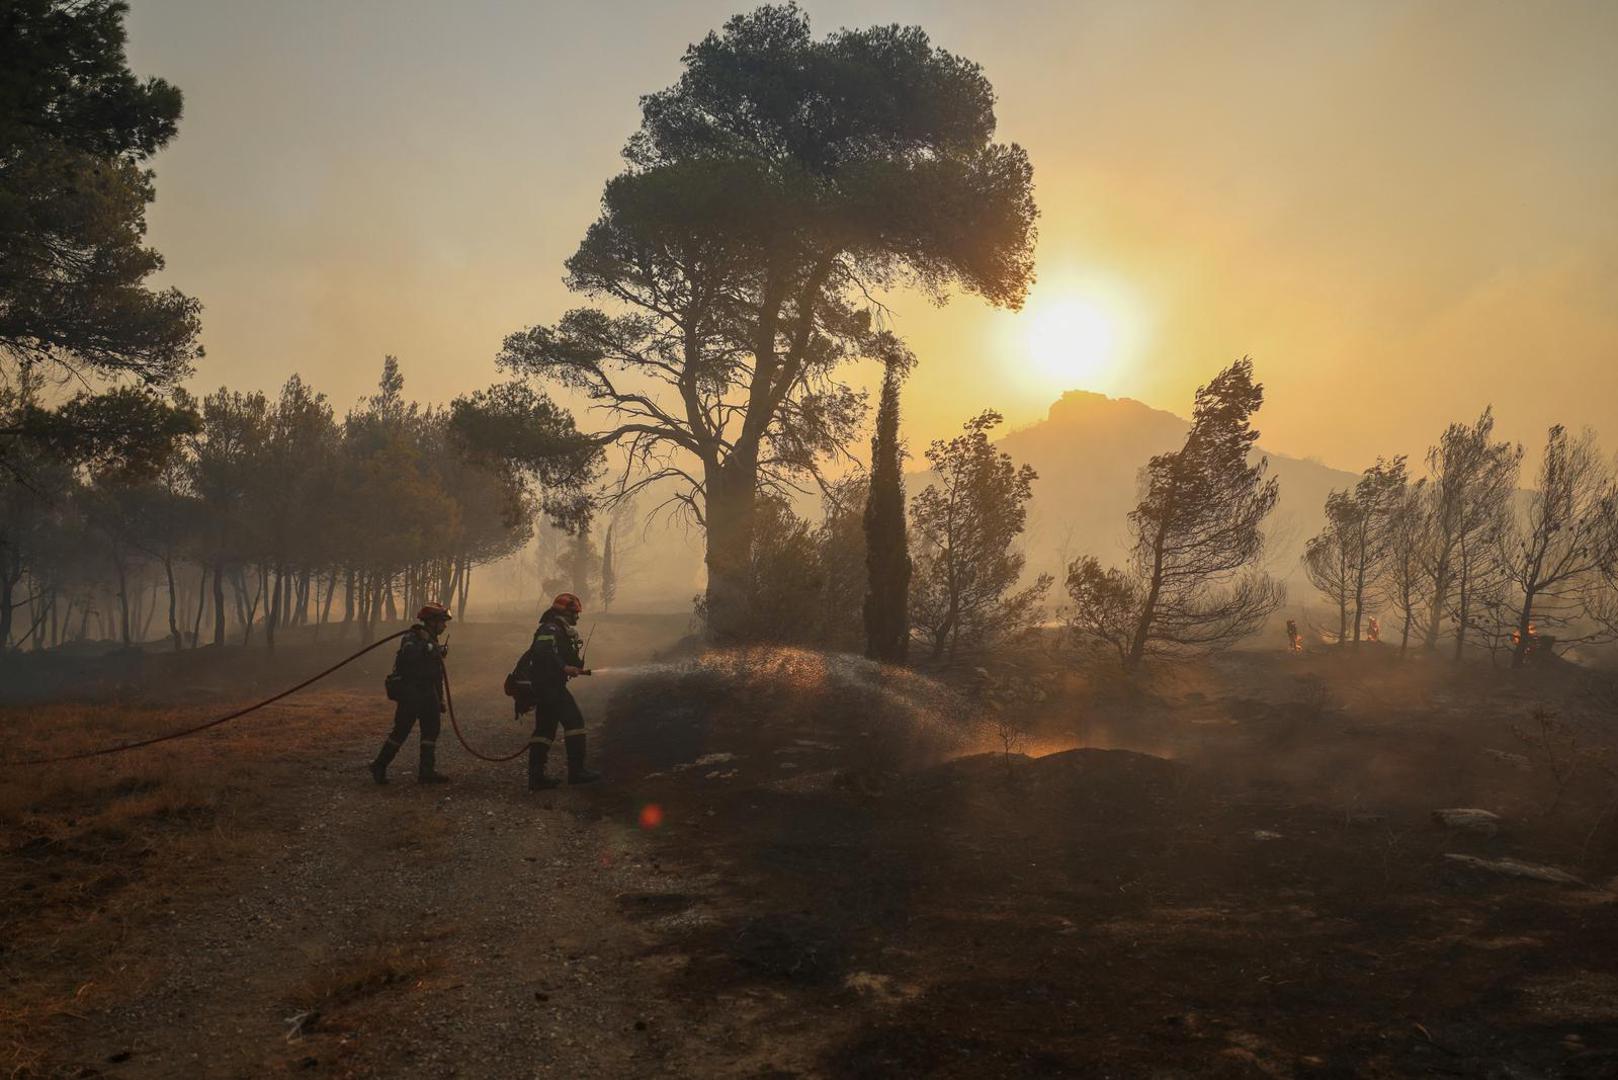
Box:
373 694 443 779
527 686 587 786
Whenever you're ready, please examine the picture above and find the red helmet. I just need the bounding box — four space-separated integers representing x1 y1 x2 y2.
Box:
552 593 583 616
417 603 452 623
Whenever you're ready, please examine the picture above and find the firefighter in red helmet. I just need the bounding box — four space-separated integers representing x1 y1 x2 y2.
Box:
370 603 452 784
524 592 601 789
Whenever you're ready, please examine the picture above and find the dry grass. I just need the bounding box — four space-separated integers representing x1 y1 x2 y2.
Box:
0 700 319 1077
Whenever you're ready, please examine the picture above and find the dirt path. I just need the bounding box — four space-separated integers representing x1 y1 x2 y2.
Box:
55 667 734 1079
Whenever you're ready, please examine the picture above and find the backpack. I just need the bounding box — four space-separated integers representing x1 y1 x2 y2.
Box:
503 649 537 718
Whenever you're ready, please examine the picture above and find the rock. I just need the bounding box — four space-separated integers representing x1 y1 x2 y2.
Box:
1432 808 1502 836
1483 749 1533 771
1442 854 1586 886
1252 830 1283 841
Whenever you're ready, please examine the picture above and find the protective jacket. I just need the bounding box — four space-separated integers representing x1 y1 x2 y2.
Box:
527 608 584 690
393 624 446 699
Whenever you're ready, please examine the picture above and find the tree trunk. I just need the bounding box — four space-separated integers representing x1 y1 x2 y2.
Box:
457 558 471 621
343 567 356 626
1126 516 1172 669
191 565 209 647
1453 547 1470 662
111 550 132 646
137 578 158 642
163 556 182 650
1350 532 1367 646
265 562 283 651
1423 555 1450 650
318 569 338 637
703 457 759 642
0 562 14 649
209 557 225 645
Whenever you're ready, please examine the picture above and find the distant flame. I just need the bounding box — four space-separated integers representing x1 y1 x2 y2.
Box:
1511 622 1539 652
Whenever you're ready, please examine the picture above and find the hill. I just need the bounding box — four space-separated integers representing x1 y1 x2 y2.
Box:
989 389 1361 591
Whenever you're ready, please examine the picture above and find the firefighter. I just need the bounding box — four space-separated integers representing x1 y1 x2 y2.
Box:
1285 618 1301 654
525 592 601 790
1367 615 1381 643
370 603 452 784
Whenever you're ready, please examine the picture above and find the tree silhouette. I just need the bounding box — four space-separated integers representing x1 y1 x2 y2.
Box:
1490 425 1618 665
1420 408 1521 658
1068 359 1283 668
490 5 1036 640
1 0 202 480
910 411 1047 660
864 360 912 662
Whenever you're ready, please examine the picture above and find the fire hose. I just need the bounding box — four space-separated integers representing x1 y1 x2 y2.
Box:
439 665 528 762
3 632 554 769
0 629 413 767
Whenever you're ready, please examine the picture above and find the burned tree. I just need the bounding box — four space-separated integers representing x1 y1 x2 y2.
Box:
1489 426 1618 666
1380 477 1431 657
1303 457 1407 646
1420 408 1521 658
1068 359 1283 669
1303 493 1358 646
487 6 1037 641
864 360 912 663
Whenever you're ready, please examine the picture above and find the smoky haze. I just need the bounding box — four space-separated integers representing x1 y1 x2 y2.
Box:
124 0 1618 478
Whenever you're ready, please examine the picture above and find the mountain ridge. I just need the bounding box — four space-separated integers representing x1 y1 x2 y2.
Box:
985 389 1360 589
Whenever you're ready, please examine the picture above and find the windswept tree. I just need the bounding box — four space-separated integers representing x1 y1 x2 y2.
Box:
487 5 1037 640
1420 408 1521 657
910 411 1049 660
1 0 202 478
1067 359 1283 668
1488 425 1618 666
864 360 912 662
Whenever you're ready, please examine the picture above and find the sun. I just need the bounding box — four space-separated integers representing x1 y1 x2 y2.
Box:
1021 294 1123 390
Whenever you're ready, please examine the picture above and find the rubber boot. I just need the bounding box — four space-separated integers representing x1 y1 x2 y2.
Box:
418 740 450 784
370 738 401 785
565 731 601 785
528 739 560 791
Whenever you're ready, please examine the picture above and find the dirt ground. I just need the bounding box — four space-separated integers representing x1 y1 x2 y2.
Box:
5 622 1618 1078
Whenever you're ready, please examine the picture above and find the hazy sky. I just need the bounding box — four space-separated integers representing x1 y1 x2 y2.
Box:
126 0 1618 473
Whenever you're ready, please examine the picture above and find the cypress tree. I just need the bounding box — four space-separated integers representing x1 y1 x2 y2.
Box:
600 524 617 612
864 363 912 662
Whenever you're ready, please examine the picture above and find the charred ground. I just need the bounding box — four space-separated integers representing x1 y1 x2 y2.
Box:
3 622 1618 1077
